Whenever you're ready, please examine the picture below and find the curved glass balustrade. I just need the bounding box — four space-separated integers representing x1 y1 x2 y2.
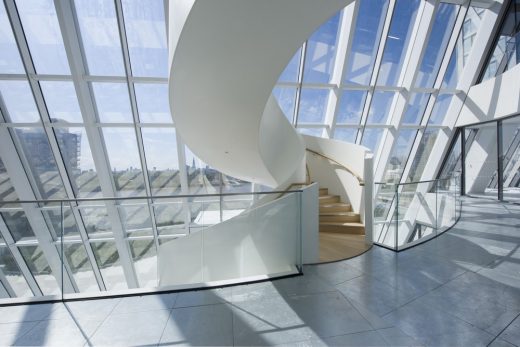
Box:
0 189 305 305
374 173 461 250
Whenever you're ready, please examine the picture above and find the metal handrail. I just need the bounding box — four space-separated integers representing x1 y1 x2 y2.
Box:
0 189 304 205
374 174 459 187
305 148 364 186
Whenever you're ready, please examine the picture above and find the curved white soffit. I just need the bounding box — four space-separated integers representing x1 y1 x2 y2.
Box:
169 0 352 187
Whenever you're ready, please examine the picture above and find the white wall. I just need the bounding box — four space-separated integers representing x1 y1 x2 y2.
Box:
457 63 520 126
302 135 373 243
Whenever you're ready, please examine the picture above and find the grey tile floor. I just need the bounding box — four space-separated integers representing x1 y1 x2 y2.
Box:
1 198 519 346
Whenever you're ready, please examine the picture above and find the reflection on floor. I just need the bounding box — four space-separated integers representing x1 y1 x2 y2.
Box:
1 197 519 346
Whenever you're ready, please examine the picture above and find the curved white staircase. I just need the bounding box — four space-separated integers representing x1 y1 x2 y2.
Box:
161 0 373 287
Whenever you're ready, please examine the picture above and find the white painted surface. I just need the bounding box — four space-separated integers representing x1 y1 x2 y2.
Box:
169 0 352 187
302 135 373 244
457 63 520 126
158 184 319 286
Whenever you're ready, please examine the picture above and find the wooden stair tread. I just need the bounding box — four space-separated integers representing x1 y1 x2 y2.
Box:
319 202 351 207
319 222 364 226
319 211 359 216
318 194 339 200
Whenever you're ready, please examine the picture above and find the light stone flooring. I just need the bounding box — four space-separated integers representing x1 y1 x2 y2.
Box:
1 198 519 346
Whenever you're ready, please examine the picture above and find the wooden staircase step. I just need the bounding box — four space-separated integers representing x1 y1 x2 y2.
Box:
319 203 352 213
318 195 340 204
319 222 365 234
319 188 329 196
320 212 360 223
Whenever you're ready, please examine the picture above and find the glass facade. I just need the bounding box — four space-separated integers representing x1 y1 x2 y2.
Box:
0 0 504 300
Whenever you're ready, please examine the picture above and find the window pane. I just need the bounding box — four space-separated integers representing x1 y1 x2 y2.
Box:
361 128 385 152
0 2 24 73
278 48 301 83
43 205 80 239
121 0 167 77
15 0 70 75
92 83 133 123
402 93 430 125
428 94 453 125
442 7 485 89
61 243 99 293
415 4 458 88
91 241 127 290
185 147 219 195
55 127 102 198
102 128 146 197
298 89 329 124
408 128 441 182
303 12 340 83
74 0 125 76
272 87 296 122
129 239 156 288
141 128 181 196
0 158 18 202
119 204 152 237
334 128 358 143
1 210 35 242
0 246 32 297
344 0 389 85
134 84 171 123
336 91 367 124
439 130 461 179
40 82 83 123
481 1 520 81
12 127 67 199
80 206 112 237
366 91 395 124
0 80 40 123
377 0 421 86
383 129 417 183
154 201 185 236
19 245 60 295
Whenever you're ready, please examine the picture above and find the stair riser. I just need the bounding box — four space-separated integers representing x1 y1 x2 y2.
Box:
320 215 360 223
319 224 365 234
319 196 340 204
319 188 329 196
319 206 352 213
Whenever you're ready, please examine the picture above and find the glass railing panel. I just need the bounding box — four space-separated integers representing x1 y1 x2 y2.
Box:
436 177 457 233
0 187 306 303
397 182 437 249
374 182 397 248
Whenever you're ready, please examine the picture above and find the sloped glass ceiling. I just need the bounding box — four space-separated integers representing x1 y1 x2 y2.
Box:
0 0 502 298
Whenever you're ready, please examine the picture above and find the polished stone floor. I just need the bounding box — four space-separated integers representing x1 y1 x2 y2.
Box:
0 198 519 346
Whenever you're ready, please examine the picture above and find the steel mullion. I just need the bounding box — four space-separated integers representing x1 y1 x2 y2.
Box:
52 0 139 289
0 213 42 296
373 0 436 182
414 2 503 185
293 42 307 127
0 0 79 292
113 0 161 265
326 3 358 139
395 4 469 186
356 0 396 146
